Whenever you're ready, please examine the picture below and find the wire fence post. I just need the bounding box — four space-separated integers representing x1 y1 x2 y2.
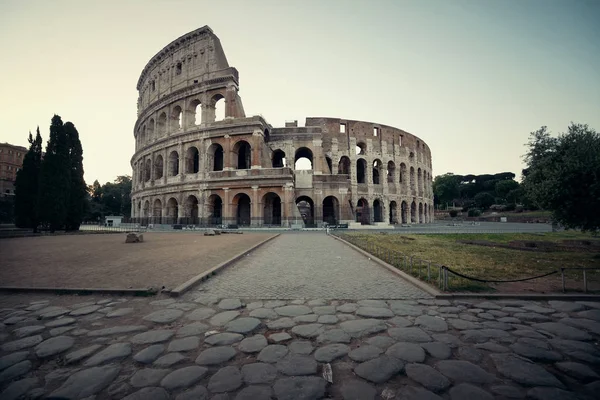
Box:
583 269 588 293
561 268 565 293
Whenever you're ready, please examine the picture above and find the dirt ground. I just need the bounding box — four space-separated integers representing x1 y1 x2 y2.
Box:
0 232 275 290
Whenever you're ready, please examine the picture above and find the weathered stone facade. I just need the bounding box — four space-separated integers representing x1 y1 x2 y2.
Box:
130 26 434 227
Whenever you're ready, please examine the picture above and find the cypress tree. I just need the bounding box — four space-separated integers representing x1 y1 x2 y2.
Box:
14 127 43 231
38 115 71 232
64 122 86 230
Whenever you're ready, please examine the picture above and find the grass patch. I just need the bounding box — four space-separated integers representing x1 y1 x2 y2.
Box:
339 232 600 293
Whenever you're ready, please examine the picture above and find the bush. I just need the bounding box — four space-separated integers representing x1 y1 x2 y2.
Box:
515 205 524 213
468 208 482 217
504 203 516 211
449 210 458 218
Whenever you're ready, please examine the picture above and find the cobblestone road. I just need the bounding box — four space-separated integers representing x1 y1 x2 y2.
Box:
195 233 431 300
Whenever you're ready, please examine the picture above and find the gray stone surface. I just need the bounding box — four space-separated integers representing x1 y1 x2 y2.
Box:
490 353 565 388
143 309 184 323
269 332 292 343
348 344 383 362
45 317 76 327
176 322 209 337
273 376 326 400
242 362 278 384
386 342 426 362
258 344 289 362
449 383 494 400
316 328 351 343
238 334 268 353
218 298 242 310
87 325 146 337
356 306 394 318
235 385 273 400
225 317 261 333
161 366 208 390
168 336 199 352
208 366 242 393
277 354 318 375
130 368 170 388
509 341 562 362
70 305 101 316
388 327 432 342
531 322 592 340
490 385 525 399
204 332 244 345
416 315 448 332
131 330 174 344
123 387 169 400
436 360 495 384
340 379 377 400
354 355 404 383
337 303 359 313
185 308 216 321
317 314 338 324
84 343 131 366
289 340 314 355
0 351 28 371
13 325 45 338
1 335 43 352
49 365 121 399
35 335 75 358
106 307 134 317
406 363 451 392
133 344 164 364
0 360 31 384
365 335 396 349
340 319 387 337
292 323 324 338
274 305 312 317
314 343 350 362
266 317 295 329
195 346 236 365
0 377 38 400
175 385 208 400
421 341 452 359
555 361 599 382
153 352 186 367
249 308 278 319
210 310 240 326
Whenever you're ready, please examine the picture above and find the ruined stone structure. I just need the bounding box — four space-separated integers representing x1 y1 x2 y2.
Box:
130 26 434 227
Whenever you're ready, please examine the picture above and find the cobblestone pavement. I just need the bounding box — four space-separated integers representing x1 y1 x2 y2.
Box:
194 233 431 300
1 293 599 399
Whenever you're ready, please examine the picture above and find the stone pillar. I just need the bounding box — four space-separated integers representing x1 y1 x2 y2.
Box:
150 152 155 185
178 142 184 181
224 135 232 170
251 186 259 226
223 188 231 226
252 130 262 169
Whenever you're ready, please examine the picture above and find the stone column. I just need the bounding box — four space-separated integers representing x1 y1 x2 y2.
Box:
224 135 232 170
251 186 259 226
252 130 262 169
223 188 231 226
178 142 184 181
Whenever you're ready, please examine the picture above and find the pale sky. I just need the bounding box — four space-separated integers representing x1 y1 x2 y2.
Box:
1 0 599 185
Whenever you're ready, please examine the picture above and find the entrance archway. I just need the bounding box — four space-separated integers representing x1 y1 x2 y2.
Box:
411 201 417 223
263 192 282 226
373 199 383 222
233 193 251 226
185 195 199 225
401 201 408 224
153 199 162 224
419 202 424 224
296 196 315 227
323 196 339 225
356 198 370 224
207 195 222 226
167 198 179 224
389 201 398 224
233 141 251 170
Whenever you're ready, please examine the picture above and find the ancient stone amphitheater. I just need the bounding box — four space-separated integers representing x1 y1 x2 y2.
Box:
130 26 433 228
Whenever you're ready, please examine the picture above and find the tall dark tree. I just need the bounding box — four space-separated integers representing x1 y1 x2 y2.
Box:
14 128 43 231
38 115 71 231
64 122 86 230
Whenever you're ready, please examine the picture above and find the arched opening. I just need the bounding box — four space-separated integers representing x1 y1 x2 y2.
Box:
143 200 150 218
401 201 408 224
140 126 146 147
373 199 383 222
419 202 424 224
233 141 251 170
387 161 396 183
185 147 200 174
144 159 151 182
167 198 179 224
323 196 339 225
168 151 179 176
272 150 286 168
338 156 350 175
357 158 367 183
147 119 154 142
373 159 382 185
153 199 162 224
325 156 333 174
355 142 366 155
185 195 199 225
157 112 167 136
389 201 398 224
207 194 223 226
263 192 282 226
294 147 313 170
233 193 251 226
189 99 202 126
295 196 315 227
213 94 225 122
410 167 416 194
138 163 143 183
400 163 407 185
208 143 224 172
356 198 370 224
154 155 163 180
171 105 182 130
418 168 423 197
424 203 428 223
411 201 417 223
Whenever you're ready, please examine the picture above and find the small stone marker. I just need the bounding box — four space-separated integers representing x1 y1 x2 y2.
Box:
125 233 143 243
204 229 216 236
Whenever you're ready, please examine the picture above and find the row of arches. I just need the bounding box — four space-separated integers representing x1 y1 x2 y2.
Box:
355 199 432 224
354 140 432 169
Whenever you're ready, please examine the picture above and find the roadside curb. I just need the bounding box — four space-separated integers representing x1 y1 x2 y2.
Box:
0 286 156 296
170 233 280 297
331 234 442 297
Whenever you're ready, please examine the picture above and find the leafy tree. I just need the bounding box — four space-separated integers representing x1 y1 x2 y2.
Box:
0 196 15 223
64 122 86 230
495 180 520 201
522 123 600 232
84 176 132 220
474 192 495 210
433 173 460 205
14 128 43 230
38 115 71 232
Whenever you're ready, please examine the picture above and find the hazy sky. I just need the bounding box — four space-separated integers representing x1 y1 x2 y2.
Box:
1 0 599 185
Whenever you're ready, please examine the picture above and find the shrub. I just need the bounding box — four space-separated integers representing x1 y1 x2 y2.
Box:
504 203 516 211
468 208 482 217
449 210 458 218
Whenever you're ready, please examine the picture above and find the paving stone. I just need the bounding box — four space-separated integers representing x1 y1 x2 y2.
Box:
269 332 292 343
45 317 76 328
388 301 424 316
246 301 264 310
514 312 552 321
526 387 579 400
241 362 278 384
84 342 131 366
289 340 313 355
449 383 493 400
263 300 286 308
168 336 199 352
35 335 75 358
337 303 359 313
133 344 164 364
161 365 209 390
49 365 120 399
475 301 502 310
415 315 448 332
274 305 312 317
175 385 208 400
549 339 600 364
39 307 70 319
475 342 510 353
249 308 278 319
435 360 495 384
208 366 242 393
1 335 43 352
273 376 326 400
458 346 483 363
431 333 461 348
313 343 350 362
185 308 216 321
65 344 102 364
204 332 244 345
0 361 31 384
523 304 555 314
291 323 324 338
131 329 174 344
277 354 318 375
388 316 412 327
143 309 184 323
488 310 508 317
50 326 75 336
531 322 592 340
512 329 547 339
210 311 241 326
13 325 45 338
293 315 318 324
236 334 267 353
312 305 336 315
559 317 600 334
168 302 198 311
267 317 296 329
354 306 392 318
0 377 38 400
555 361 599 382
225 317 261 333
307 299 326 306
87 325 147 337
235 385 273 400
70 305 102 316
0 351 28 371
577 301 600 309
348 344 383 362
257 344 288 362
459 313 480 321
490 353 565 388
510 341 562 362
462 328 512 343
386 342 426 362
448 318 480 330
218 298 242 310
3 316 26 325
193 294 219 306
153 352 186 367
195 346 236 365
130 368 170 387
481 321 513 330
340 379 377 400
354 355 404 383
355 299 387 308
317 314 338 324
340 319 387 338
388 327 432 342
123 387 169 400
406 363 451 392
177 322 210 337
490 385 525 398
365 335 395 350
316 328 351 343
395 386 444 400
150 299 176 306
548 301 585 313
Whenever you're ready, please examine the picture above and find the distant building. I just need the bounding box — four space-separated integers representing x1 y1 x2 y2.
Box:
0 142 28 197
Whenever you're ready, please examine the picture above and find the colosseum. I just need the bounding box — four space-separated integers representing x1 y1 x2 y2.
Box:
130 26 434 228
